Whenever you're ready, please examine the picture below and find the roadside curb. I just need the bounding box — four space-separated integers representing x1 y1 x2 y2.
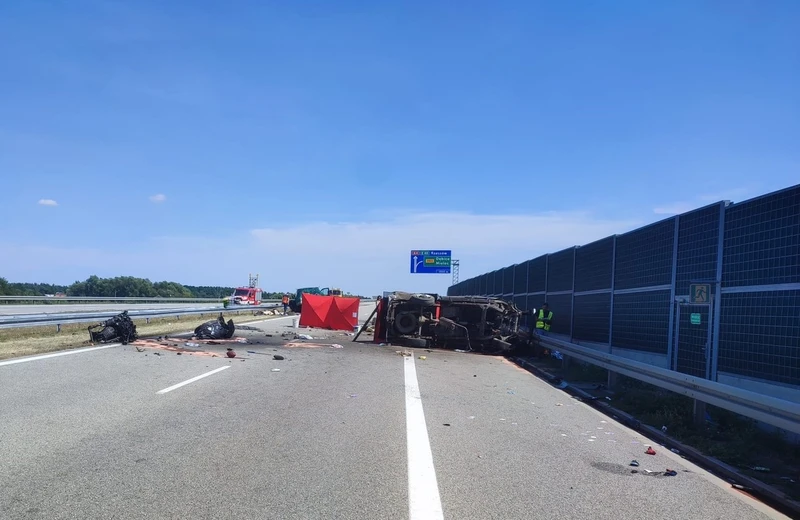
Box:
510 356 800 518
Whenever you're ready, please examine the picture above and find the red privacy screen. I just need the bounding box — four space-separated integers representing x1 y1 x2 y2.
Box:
299 294 360 331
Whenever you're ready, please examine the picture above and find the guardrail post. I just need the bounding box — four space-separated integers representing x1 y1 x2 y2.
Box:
56 323 61 333
146 318 150 324
693 399 707 426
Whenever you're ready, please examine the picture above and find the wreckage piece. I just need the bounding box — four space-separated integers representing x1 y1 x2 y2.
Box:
194 313 236 340
88 310 138 345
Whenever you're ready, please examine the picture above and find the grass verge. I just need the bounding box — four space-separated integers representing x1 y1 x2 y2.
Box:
0 309 282 361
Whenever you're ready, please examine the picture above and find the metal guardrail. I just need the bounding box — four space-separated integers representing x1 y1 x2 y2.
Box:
0 296 282 303
0 304 282 330
536 334 800 435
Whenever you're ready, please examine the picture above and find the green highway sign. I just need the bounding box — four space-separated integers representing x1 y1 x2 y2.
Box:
690 313 701 325
689 283 711 304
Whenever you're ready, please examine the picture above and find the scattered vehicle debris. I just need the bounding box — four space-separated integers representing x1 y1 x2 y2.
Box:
273 354 285 360
226 348 236 358
379 292 529 353
88 311 138 345
194 314 236 340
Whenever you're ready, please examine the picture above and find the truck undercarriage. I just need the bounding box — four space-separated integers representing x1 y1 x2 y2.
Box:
382 292 530 354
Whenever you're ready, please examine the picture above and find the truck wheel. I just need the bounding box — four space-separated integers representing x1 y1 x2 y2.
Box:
395 312 418 334
403 337 429 348
492 338 513 352
409 294 436 306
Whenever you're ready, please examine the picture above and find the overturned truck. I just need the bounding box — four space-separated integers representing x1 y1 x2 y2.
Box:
380 292 530 353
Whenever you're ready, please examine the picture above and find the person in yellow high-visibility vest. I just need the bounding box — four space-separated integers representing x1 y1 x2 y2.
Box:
535 303 553 335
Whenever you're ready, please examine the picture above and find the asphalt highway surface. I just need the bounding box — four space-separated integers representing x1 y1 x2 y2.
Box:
0 304 787 519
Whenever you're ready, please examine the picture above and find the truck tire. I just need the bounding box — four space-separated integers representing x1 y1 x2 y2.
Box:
402 337 429 348
395 312 419 334
492 338 513 352
393 292 435 306
408 294 436 306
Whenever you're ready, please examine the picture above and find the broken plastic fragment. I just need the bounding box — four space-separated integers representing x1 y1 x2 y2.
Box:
271 368 281 372
645 447 656 455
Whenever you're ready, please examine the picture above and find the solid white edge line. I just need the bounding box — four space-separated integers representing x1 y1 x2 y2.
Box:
156 366 230 394
404 355 445 520
0 343 122 367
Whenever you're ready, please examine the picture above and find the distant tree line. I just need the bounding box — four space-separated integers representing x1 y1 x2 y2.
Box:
0 276 365 300
0 278 69 296
0 275 279 299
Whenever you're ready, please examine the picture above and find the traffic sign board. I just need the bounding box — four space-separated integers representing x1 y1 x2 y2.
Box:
689 283 711 304
690 313 702 325
410 250 452 274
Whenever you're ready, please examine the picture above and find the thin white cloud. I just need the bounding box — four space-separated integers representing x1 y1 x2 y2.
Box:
653 187 754 215
38 199 58 206
149 193 166 203
0 210 644 295
697 187 753 202
652 202 696 215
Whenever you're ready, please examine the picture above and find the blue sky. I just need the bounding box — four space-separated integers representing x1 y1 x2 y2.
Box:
1 0 798 295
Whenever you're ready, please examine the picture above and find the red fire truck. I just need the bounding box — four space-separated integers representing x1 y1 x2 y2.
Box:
231 274 262 306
